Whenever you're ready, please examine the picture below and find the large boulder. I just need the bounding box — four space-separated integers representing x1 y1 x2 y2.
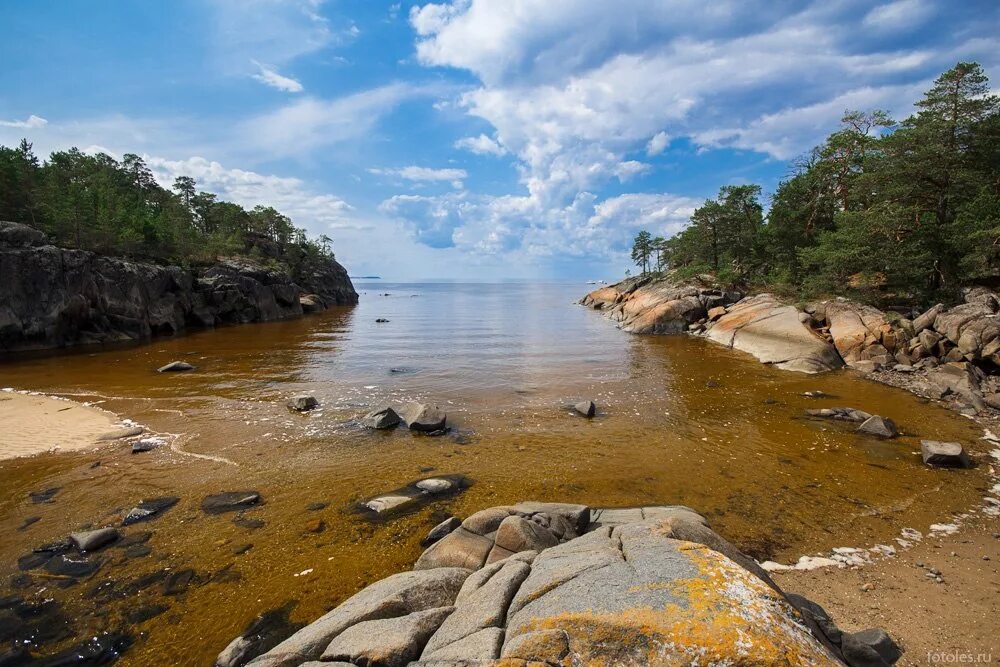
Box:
706 294 843 373
926 362 985 405
228 502 890 667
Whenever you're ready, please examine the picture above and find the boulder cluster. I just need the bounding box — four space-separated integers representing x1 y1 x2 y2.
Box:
584 279 1000 410
221 502 900 667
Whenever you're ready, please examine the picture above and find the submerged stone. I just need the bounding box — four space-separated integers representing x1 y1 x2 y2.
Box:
399 402 447 432
362 406 402 429
70 527 120 552
215 602 305 667
122 496 180 525
158 361 194 373
573 400 596 417
202 491 262 514
287 395 319 412
28 487 61 503
856 415 899 438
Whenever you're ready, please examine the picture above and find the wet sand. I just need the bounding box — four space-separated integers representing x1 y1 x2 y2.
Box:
775 516 999 666
0 390 120 460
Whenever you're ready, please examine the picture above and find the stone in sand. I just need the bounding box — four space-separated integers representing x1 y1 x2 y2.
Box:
158 361 194 373
400 402 447 432
920 440 972 468
123 497 180 526
856 415 898 438
96 426 144 441
362 406 401 429
69 527 119 552
287 396 319 413
131 437 165 453
202 491 262 514
573 400 596 418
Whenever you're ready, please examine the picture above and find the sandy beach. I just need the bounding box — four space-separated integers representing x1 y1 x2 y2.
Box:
0 389 123 460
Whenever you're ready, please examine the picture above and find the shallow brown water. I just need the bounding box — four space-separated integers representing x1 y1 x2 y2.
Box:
0 282 988 665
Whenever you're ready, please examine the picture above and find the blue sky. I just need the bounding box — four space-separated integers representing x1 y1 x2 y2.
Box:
1 0 997 280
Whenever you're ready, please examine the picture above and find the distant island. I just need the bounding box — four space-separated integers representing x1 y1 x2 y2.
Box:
351 275 382 279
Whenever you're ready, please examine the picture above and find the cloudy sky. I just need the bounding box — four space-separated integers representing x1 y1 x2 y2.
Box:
1 1 996 280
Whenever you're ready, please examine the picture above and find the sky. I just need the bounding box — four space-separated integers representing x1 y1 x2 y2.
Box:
1 1 997 280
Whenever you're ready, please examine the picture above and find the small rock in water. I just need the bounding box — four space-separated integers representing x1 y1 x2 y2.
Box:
306 502 327 511
122 496 180 525
162 569 196 595
124 544 152 559
233 544 253 555
29 487 61 503
921 440 972 468
399 402 447 432
157 361 194 373
233 516 265 531
422 516 461 546
805 407 872 423
18 517 40 531
801 391 832 398
362 406 401 430
131 437 165 454
375 318 390 323
416 478 454 494
126 603 168 624
69 527 119 552
304 519 325 534
45 554 100 577
201 491 262 514
573 400 596 418
860 582 875 592
856 415 899 438
287 395 319 413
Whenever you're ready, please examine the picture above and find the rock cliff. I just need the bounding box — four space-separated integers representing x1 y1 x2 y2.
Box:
0 221 358 353
222 502 898 667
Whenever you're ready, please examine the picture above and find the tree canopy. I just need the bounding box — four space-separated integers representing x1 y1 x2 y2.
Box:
631 62 999 307
0 143 335 273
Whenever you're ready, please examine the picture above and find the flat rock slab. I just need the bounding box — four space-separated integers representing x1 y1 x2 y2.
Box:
122 497 179 526
158 361 194 373
69 527 119 552
321 606 455 666
400 402 447 432
361 475 470 518
806 407 873 423
96 426 145 441
706 294 843 373
247 568 470 667
921 440 972 468
202 491 262 514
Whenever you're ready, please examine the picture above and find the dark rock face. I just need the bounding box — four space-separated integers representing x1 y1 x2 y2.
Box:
0 222 358 353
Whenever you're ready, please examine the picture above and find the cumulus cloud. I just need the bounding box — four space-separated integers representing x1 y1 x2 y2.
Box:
0 114 48 129
370 165 468 183
395 0 997 263
863 0 934 31
147 155 364 231
251 60 304 92
454 133 507 156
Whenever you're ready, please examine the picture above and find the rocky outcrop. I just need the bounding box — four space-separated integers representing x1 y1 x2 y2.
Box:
706 294 843 373
229 501 898 667
580 276 741 334
0 221 358 353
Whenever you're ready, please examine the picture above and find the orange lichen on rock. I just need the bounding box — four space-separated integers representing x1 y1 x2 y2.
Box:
514 541 841 667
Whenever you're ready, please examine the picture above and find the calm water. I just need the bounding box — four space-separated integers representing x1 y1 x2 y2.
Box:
0 282 987 666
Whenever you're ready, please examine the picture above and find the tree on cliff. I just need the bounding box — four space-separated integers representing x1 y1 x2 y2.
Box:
631 230 653 274
0 144 338 271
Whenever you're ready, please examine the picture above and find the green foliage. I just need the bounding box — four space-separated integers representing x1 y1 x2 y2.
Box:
640 62 998 306
0 144 336 271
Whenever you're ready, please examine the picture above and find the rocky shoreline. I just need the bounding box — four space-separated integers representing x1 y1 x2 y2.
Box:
219 502 898 667
0 221 358 353
581 276 1000 416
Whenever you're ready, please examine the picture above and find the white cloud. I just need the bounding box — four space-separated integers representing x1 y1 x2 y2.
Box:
646 131 670 156
236 83 426 157
369 165 468 189
863 0 934 31
147 155 363 231
251 60 304 92
454 133 507 156
0 114 48 129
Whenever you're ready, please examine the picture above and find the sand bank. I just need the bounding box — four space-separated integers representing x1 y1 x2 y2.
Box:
0 389 125 460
